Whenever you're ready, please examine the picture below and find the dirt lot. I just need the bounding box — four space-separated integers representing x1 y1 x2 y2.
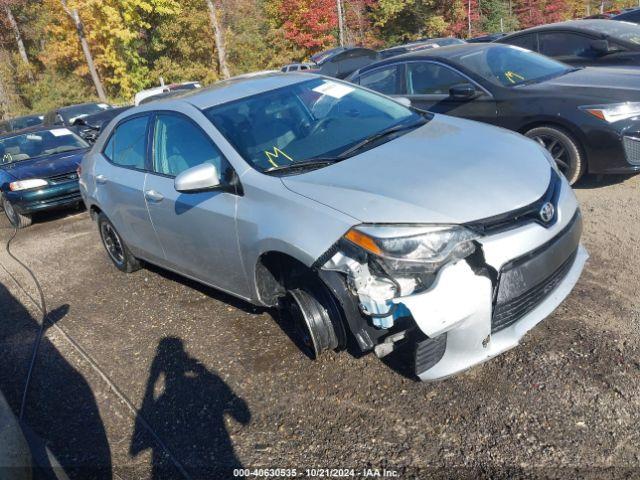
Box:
1 174 639 479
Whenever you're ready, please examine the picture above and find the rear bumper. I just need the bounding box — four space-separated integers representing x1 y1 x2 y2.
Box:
5 181 81 215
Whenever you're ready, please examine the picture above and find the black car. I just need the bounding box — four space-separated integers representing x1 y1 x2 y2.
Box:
311 47 380 79
379 38 466 59
467 32 508 43
348 43 640 184
72 105 131 143
497 20 640 68
612 7 640 23
43 102 113 128
0 114 44 134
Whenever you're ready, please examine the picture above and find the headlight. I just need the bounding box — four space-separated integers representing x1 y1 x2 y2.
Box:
581 102 640 123
9 179 48 191
344 224 478 275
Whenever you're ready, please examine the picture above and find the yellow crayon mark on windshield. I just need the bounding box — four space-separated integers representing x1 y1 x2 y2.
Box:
505 70 525 84
264 147 293 168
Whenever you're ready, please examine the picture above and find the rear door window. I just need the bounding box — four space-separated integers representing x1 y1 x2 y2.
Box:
357 65 401 95
406 62 468 95
539 32 600 59
103 115 149 169
505 33 538 51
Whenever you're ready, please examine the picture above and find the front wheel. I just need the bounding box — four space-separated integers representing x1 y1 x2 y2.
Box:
2 197 32 228
97 213 140 273
281 283 345 359
525 126 585 185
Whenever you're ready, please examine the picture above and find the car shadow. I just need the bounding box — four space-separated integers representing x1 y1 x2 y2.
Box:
0 282 112 478
573 172 637 189
130 336 251 479
142 262 264 316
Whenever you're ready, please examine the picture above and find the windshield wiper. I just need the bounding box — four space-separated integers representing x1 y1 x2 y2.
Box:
263 118 426 174
263 158 341 174
514 68 580 87
337 119 427 158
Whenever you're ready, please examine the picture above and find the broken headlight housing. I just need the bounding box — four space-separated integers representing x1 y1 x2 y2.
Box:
344 225 479 276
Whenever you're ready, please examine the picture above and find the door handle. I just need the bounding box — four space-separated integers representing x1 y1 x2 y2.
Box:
144 190 164 203
95 174 107 184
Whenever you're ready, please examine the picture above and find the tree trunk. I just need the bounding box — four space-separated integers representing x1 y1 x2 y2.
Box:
205 0 230 79
3 5 33 81
60 0 107 102
336 0 345 47
0 50 22 120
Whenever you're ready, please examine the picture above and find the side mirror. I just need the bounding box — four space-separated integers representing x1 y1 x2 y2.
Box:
449 83 478 100
174 163 221 193
395 97 412 107
591 39 609 55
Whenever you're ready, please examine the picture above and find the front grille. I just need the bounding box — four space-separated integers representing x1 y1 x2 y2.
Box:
466 168 561 235
623 136 640 166
415 333 447 374
48 172 79 184
492 250 577 334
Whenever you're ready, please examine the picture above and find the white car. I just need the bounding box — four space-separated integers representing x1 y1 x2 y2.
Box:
133 82 202 106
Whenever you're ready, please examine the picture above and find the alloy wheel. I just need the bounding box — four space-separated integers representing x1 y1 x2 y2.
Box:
531 134 571 176
100 222 125 266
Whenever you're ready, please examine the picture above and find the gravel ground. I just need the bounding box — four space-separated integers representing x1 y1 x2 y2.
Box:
0 174 638 479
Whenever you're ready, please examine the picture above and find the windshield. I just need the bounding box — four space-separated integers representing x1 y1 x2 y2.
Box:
61 103 111 124
204 78 424 172
452 45 571 87
0 128 88 165
11 115 44 130
585 20 640 45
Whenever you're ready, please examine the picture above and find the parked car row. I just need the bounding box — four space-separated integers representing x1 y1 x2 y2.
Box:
5 17 640 380
347 39 640 184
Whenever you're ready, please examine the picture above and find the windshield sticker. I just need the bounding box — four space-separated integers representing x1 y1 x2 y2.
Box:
50 128 73 137
504 70 525 84
313 81 354 99
264 147 293 168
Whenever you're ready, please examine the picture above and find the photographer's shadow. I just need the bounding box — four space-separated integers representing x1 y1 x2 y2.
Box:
130 337 250 479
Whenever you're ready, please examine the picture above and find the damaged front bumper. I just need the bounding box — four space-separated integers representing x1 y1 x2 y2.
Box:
320 181 588 381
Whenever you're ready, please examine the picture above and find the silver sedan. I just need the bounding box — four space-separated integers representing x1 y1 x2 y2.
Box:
80 73 587 380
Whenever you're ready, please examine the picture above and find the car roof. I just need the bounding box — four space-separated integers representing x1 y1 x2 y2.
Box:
133 71 314 111
57 102 103 113
0 125 73 139
503 19 616 36
356 43 493 75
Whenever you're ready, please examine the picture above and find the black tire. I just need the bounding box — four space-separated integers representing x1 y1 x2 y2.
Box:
2 197 32 228
97 213 140 273
282 283 345 359
525 126 585 185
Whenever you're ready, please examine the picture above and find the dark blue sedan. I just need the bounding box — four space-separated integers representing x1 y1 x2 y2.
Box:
0 126 89 228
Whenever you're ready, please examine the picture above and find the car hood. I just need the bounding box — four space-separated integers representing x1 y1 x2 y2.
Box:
281 115 552 224
1 149 86 181
534 66 640 102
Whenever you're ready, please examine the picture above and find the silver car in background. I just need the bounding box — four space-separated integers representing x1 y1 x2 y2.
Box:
79 73 587 380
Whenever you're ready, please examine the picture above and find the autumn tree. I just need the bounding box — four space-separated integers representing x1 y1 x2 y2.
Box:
275 0 339 51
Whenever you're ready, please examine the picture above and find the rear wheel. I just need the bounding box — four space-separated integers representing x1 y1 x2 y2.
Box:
281 282 345 359
525 126 585 185
2 197 32 228
97 213 140 273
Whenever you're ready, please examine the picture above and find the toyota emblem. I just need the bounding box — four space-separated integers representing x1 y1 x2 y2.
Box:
539 202 555 223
